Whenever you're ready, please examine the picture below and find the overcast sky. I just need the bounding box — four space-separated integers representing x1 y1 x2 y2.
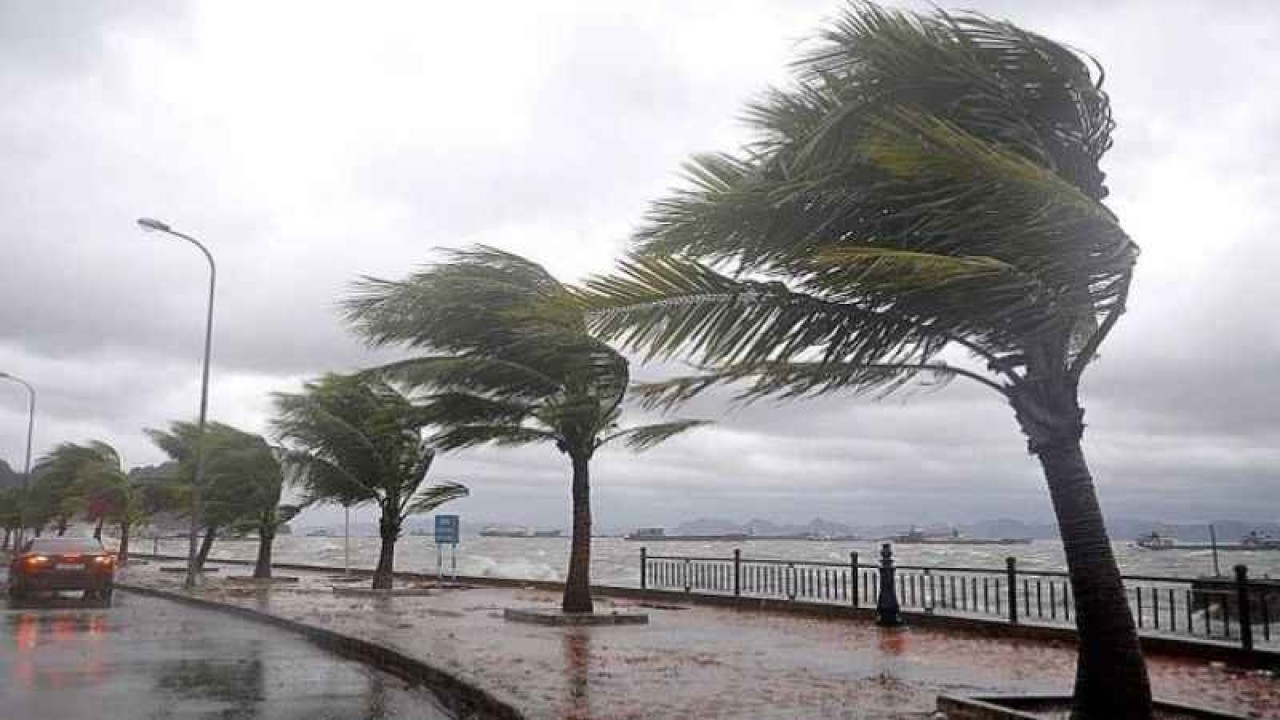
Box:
1 0 1276 531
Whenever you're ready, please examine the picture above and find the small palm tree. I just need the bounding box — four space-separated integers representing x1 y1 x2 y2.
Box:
344 247 706 613
205 434 301 579
146 421 278 572
580 5 1147 716
272 374 469 590
31 442 117 537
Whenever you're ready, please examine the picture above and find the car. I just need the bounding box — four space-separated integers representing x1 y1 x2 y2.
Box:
8 537 116 606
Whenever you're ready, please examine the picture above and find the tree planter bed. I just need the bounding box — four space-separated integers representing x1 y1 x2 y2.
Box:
936 694 1248 719
503 607 649 626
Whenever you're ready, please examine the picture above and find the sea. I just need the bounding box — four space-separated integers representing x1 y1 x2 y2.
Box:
139 535 1280 584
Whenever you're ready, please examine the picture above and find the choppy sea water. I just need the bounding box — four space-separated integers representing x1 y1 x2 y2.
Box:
138 535 1280 585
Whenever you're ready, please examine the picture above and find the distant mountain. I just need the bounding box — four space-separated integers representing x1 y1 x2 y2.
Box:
674 516 861 538
664 516 1280 542
0 459 21 490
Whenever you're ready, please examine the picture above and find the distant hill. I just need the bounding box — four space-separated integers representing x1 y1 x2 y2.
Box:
0 459 22 490
666 516 1280 541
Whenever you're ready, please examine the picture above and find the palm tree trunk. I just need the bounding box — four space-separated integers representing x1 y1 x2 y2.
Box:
2 528 9 551
562 451 593 613
194 526 216 571
1012 350 1153 719
1037 439 1152 718
254 524 275 579
118 521 131 565
93 516 104 540
373 513 398 590
56 517 67 536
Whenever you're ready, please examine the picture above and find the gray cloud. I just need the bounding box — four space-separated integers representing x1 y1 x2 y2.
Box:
0 0 1276 533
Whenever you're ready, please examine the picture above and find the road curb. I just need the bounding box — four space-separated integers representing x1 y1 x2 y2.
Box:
117 582 523 720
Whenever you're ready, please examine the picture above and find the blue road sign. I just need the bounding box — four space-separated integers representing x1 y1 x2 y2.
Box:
434 514 460 544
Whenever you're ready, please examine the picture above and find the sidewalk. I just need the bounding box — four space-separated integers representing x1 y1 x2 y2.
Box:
118 561 1280 719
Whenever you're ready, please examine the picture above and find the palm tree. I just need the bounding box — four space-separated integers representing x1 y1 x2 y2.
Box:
272 374 469 590
62 442 129 541
206 434 301 579
344 247 707 613
578 5 1146 717
30 442 113 537
146 422 276 572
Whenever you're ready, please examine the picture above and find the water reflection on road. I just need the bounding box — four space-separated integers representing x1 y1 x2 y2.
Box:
0 589 454 719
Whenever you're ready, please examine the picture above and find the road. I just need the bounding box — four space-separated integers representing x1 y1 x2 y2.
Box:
0 574 456 719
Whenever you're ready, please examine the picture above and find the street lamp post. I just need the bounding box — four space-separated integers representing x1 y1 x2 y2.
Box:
0 372 35 549
137 217 216 590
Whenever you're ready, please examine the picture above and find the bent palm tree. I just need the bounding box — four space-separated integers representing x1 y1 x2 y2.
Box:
580 5 1146 717
147 422 275 572
206 435 300 579
344 247 706 612
273 374 469 590
30 443 104 536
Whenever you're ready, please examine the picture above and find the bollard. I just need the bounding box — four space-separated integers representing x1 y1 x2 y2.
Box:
851 552 859 608
640 547 647 590
733 548 741 597
1236 565 1254 652
1006 557 1019 625
876 543 903 627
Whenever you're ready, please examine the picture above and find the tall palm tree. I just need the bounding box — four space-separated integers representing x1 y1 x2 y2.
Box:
344 247 707 613
579 5 1146 717
272 374 469 590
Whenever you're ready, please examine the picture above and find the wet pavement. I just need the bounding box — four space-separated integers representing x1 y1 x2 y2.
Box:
0 571 455 719
122 562 1280 719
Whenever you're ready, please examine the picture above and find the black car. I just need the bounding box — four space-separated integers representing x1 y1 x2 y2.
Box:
8 537 116 606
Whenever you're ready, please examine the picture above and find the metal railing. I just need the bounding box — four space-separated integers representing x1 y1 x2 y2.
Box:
640 545 1279 653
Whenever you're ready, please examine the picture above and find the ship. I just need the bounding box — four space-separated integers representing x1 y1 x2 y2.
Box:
478 526 563 538
305 528 336 538
624 527 751 542
888 528 1032 546
1240 531 1280 550
479 526 534 538
1135 531 1176 550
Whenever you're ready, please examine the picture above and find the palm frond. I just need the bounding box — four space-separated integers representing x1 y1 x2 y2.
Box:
428 424 561 452
631 360 966 411
407 481 469 515
601 420 711 452
580 254 946 367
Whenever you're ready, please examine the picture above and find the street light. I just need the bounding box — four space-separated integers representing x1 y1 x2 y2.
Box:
137 217 216 590
0 372 35 548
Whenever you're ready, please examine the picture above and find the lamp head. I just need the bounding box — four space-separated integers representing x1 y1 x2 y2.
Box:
137 217 171 233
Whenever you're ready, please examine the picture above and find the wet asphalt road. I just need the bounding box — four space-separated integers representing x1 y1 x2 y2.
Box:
0 574 455 719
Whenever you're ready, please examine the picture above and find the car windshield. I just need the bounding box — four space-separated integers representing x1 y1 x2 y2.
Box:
26 538 105 554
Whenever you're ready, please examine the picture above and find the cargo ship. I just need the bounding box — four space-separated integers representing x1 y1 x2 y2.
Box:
479 526 562 538
624 527 751 542
888 528 1032 546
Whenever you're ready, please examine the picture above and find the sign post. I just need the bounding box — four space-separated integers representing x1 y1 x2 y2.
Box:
434 514 460 581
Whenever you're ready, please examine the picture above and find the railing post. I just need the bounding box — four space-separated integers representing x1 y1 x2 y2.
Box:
1235 564 1254 652
733 548 741 597
851 552 859 608
1006 557 1019 625
640 547 647 590
876 543 903 627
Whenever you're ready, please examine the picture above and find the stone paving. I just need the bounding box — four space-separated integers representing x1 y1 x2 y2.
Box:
120 562 1280 720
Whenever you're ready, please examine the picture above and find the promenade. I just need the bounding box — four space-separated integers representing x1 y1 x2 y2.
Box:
119 560 1280 719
